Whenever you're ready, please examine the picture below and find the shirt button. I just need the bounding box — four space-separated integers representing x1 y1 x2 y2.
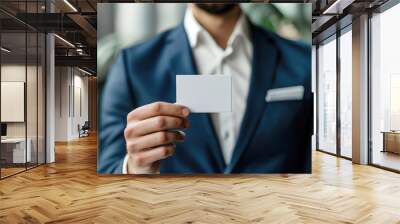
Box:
224 131 230 140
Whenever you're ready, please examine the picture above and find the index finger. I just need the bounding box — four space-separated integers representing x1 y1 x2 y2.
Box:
128 102 190 121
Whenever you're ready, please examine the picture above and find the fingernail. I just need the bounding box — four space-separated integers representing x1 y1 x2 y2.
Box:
178 132 186 141
182 108 190 117
180 131 186 137
174 131 185 142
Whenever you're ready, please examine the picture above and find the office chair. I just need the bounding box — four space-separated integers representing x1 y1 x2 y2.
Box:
79 121 90 138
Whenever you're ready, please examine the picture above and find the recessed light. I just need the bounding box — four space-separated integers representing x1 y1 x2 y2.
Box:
63 0 78 12
54 34 75 48
322 0 353 15
1 47 11 53
78 67 92 76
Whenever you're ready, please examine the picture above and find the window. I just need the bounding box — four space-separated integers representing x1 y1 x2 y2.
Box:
339 28 352 158
370 3 400 171
317 36 337 154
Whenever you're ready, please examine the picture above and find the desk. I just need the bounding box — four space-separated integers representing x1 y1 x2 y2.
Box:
382 131 400 154
1 138 31 164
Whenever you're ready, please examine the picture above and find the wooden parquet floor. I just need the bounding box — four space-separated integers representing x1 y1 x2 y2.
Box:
1 134 400 224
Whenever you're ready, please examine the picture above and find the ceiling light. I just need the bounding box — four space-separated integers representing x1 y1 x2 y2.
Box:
63 0 78 12
323 0 342 15
78 67 92 76
54 34 75 48
322 0 354 15
1 47 11 53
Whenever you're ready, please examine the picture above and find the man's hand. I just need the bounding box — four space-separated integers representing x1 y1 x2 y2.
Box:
124 102 190 174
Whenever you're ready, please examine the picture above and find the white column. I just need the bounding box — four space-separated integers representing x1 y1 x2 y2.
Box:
46 32 55 163
352 14 369 164
45 0 56 163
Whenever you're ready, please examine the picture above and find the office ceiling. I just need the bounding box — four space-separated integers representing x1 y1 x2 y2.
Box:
0 0 97 74
0 0 394 74
1 32 45 65
311 0 390 43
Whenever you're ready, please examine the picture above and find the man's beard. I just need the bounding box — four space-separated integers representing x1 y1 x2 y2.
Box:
195 3 238 15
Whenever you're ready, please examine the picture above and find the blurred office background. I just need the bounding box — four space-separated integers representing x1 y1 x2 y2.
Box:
97 3 312 86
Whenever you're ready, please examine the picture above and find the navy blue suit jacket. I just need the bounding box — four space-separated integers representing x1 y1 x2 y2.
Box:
98 22 312 174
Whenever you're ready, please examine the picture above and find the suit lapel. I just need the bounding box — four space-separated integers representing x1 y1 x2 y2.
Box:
225 25 279 173
168 25 226 171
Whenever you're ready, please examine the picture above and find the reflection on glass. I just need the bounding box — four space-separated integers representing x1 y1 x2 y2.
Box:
371 3 400 171
318 37 337 154
340 30 352 158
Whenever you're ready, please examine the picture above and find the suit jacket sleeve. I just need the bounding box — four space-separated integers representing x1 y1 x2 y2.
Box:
98 51 135 174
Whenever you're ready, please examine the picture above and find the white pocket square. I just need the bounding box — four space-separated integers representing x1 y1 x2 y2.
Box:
265 85 304 102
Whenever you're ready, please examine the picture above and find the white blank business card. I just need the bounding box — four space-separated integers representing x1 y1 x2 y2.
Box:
176 75 232 113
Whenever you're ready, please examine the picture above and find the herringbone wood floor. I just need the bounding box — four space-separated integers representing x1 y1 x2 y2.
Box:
1 134 400 224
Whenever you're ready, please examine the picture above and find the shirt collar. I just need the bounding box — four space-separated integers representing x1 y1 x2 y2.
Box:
184 8 251 49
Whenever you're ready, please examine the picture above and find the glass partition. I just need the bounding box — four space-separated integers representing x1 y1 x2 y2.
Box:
1 30 28 177
0 1 46 179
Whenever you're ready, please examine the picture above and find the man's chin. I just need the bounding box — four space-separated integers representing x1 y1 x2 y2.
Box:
195 3 238 15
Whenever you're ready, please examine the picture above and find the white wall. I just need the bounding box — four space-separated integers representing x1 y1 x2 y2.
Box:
55 67 89 141
55 67 69 141
71 73 89 138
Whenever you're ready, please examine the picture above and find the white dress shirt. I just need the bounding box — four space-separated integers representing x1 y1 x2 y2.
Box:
123 9 252 173
184 9 253 165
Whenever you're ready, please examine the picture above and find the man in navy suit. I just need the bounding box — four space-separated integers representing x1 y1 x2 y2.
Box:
99 3 312 174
